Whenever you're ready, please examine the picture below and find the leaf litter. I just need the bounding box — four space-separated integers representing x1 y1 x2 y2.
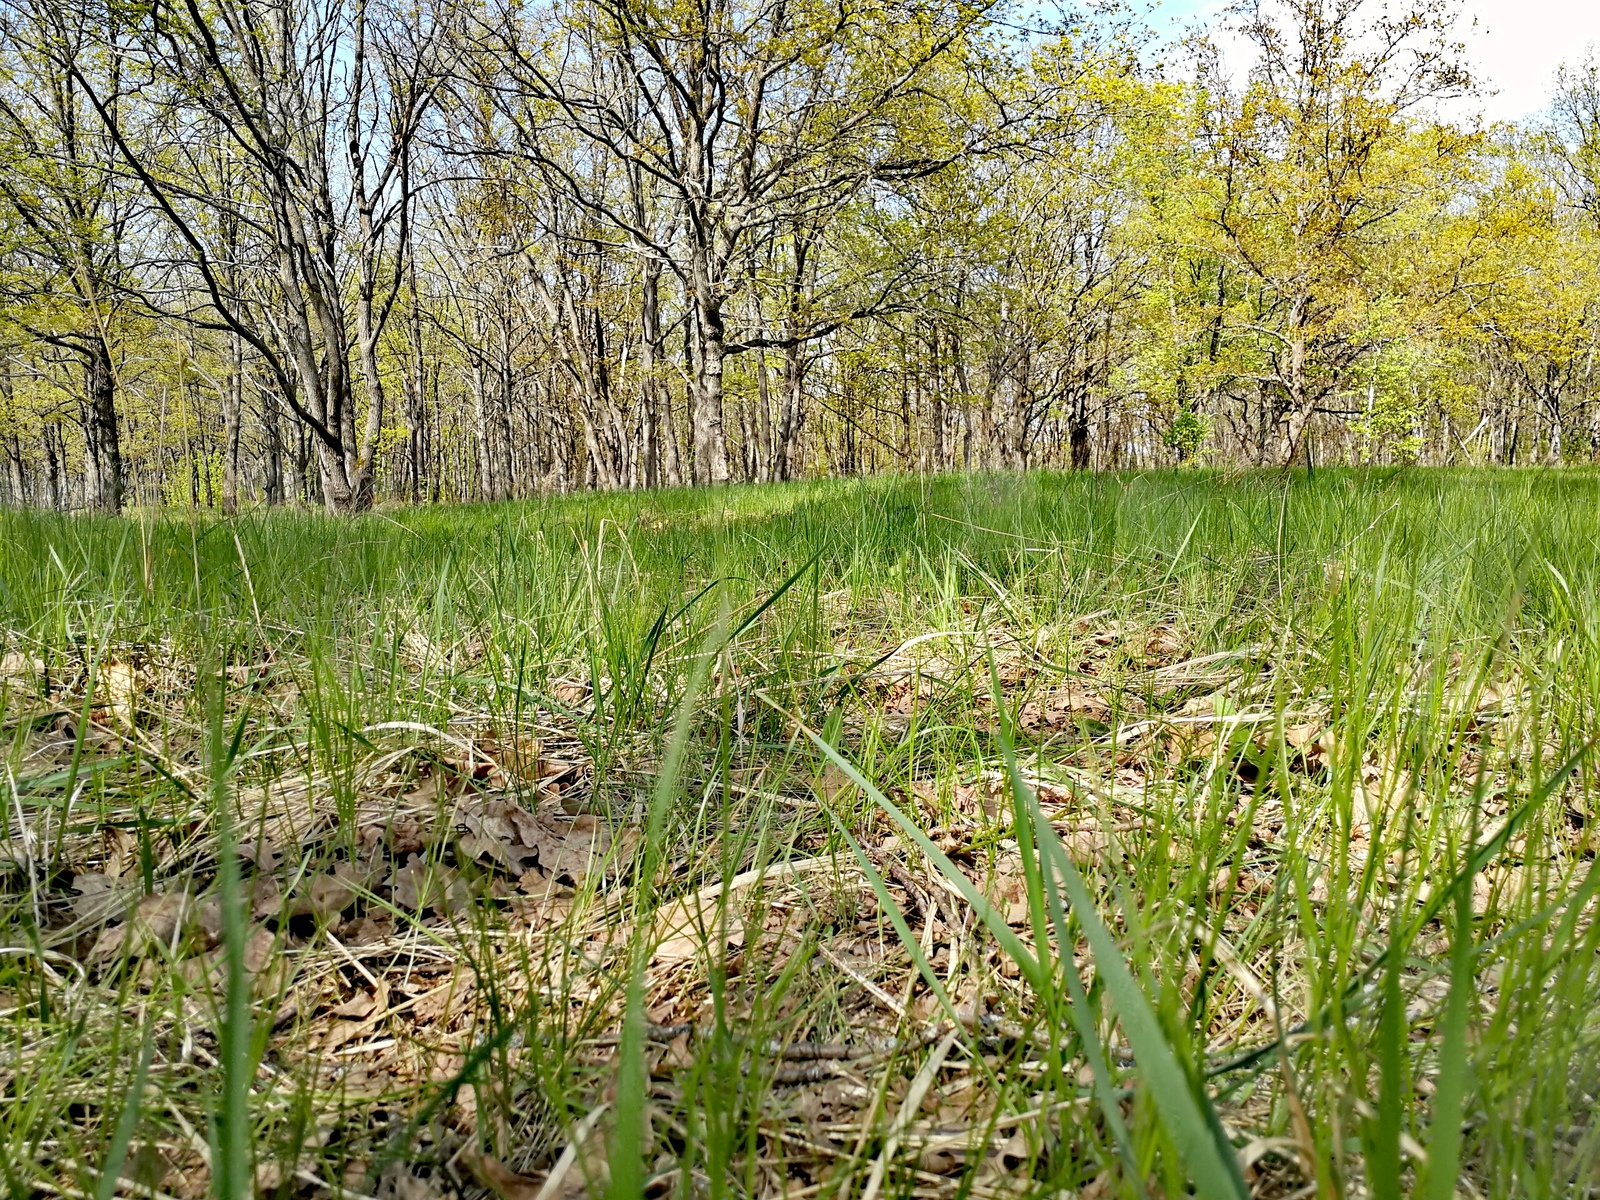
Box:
1 580 1592 1200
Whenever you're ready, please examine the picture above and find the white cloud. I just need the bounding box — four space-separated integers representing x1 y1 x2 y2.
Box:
1457 0 1600 123
1143 0 1600 125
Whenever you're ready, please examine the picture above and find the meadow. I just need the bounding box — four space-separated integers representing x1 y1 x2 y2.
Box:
0 468 1596 1200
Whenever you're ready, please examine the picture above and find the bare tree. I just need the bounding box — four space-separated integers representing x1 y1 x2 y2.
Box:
75 0 448 512
0 0 136 510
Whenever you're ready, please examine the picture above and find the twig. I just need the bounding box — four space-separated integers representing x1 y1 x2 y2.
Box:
859 1029 960 1200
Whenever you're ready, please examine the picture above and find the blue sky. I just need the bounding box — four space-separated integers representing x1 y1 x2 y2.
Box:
1139 0 1600 123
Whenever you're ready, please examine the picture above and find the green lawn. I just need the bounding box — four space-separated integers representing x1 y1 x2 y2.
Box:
1 469 1597 1199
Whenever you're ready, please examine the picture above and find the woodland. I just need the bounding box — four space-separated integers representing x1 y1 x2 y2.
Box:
4 3 1600 1195
4 0 1600 513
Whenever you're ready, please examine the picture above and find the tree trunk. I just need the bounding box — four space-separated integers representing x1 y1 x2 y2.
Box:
1069 390 1091 470
1277 301 1313 466
43 423 61 509
0 359 22 505
1000 349 1030 471
755 350 774 484
776 340 807 481
690 285 730 485
85 336 123 512
3 436 22 506
352 292 386 507
262 381 285 506
471 366 495 500
499 330 519 495
221 335 243 514
642 259 681 487
899 354 914 470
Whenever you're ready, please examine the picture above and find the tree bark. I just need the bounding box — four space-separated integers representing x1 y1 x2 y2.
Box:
262 380 284 506
691 287 731 486
84 336 123 512
221 335 243 514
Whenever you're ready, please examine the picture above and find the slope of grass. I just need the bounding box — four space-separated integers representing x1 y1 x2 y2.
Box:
0 468 1596 1200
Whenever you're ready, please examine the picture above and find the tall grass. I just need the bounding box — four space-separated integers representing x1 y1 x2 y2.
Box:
1 468 1597 1199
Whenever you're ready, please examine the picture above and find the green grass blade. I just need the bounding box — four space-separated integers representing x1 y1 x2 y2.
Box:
607 616 721 1200
823 811 961 1027
1406 741 1592 942
988 663 1237 1199
1366 943 1405 1200
1034 811 1247 1200
1427 863 1476 1200
1040 834 1149 1197
94 1033 153 1200
987 703 1244 1200
211 696 253 1200
804 716 1246 1200
728 549 822 642
802 730 1044 990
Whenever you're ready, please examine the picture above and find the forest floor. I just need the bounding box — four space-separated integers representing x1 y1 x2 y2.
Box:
1 469 1597 1200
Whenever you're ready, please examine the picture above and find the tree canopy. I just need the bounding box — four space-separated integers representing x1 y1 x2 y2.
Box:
0 0 1594 512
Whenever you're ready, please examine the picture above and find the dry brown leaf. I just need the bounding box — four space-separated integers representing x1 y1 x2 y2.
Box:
397 767 466 816
157 1147 211 1200
1285 723 1321 748
341 913 395 945
459 800 634 889
90 890 194 960
322 1019 374 1055
332 989 379 1020
458 799 542 874
0 650 42 684
463 1153 542 1200
391 855 469 914
1055 826 1107 864
541 813 636 886
179 927 281 996
238 839 284 871
290 860 371 920
100 826 139 880
1018 682 1111 733
984 854 1030 925
812 762 857 803
249 874 283 920
389 814 428 856
1179 691 1226 717
411 975 474 1025
101 660 139 727
1146 626 1184 658
552 678 591 706
663 1031 694 1069
654 892 747 962
71 871 129 923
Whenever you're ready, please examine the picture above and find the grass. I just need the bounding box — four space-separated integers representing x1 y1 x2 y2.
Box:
0 467 1597 1200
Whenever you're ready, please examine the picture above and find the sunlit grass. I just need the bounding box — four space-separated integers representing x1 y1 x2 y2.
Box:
0 468 1597 1199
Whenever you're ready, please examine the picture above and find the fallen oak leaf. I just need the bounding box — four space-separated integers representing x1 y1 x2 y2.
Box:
290 860 375 920
0 650 43 683
377 1165 445 1200
70 871 130 924
331 988 380 1020
457 800 637 889
391 855 470 915
100 659 140 728
180 926 284 999
341 913 395 945
650 857 832 962
237 839 284 871
89 890 195 961
462 1153 541 1200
